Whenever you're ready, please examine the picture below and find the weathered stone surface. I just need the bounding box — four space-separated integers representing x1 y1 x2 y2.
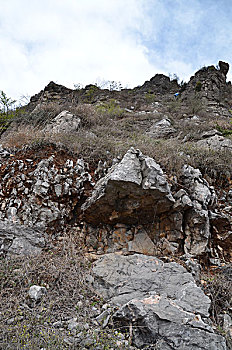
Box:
113 296 227 350
127 227 156 255
93 254 227 349
92 254 210 315
181 61 230 115
184 207 210 255
219 60 229 76
29 81 73 107
210 211 232 261
138 74 179 94
29 285 47 301
180 165 217 255
0 220 45 256
181 165 217 208
0 154 92 234
46 110 81 133
82 148 175 225
197 134 232 151
147 118 177 139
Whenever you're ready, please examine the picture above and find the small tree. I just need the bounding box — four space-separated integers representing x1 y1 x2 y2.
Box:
0 91 16 133
0 90 16 115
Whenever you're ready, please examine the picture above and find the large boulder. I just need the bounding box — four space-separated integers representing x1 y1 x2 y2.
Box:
93 253 227 349
82 148 175 225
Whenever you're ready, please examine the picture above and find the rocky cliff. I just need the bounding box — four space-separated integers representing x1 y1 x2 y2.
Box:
0 61 231 349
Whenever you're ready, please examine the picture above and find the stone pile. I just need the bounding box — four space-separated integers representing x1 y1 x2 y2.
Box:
0 150 93 255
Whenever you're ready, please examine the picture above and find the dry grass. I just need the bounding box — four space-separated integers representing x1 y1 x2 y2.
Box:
2 100 232 182
0 230 130 350
201 267 232 328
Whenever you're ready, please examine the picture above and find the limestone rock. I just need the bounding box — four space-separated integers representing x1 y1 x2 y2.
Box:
47 110 81 133
93 253 227 350
0 220 45 256
127 227 156 255
113 296 227 350
29 285 47 301
219 60 229 76
181 165 217 255
210 211 232 261
92 253 210 315
197 134 232 151
184 207 210 255
181 165 217 208
147 118 177 138
82 148 175 225
181 61 229 106
138 74 179 94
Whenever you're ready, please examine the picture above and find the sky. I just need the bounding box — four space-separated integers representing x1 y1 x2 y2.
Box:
0 0 232 101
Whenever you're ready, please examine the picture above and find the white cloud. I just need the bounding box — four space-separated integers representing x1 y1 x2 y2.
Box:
0 0 231 100
0 0 158 99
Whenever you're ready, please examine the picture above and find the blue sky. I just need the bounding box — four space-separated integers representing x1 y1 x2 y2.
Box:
0 0 231 100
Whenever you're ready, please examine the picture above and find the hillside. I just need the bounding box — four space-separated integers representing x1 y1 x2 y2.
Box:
0 61 231 349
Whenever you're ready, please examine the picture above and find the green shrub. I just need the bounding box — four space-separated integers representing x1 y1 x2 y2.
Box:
0 90 16 133
144 91 156 104
83 85 100 103
216 124 232 136
195 81 202 92
96 99 124 118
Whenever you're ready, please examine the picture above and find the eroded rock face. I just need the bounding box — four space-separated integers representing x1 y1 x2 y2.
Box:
82 147 175 225
180 165 217 255
46 110 81 134
219 60 229 76
29 81 73 107
82 152 221 257
210 212 232 261
0 146 230 260
147 118 177 139
138 74 179 94
197 134 232 151
93 253 227 349
0 220 45 256
93 254 210 313
0 153 92 234
181 61 231 117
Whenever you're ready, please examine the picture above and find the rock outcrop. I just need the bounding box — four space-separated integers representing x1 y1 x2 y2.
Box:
29 81 74 108
93 253 227 349
181 61 232 117
138 74 179 94
180 165 217 255
82 147 175 225
0 151 92 235
147 118 177 139
81 148 225 258
46 110 81 134
197 133 232 151
0 145 230 260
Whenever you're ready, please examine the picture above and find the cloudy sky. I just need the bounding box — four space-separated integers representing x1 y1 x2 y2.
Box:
1 0 232 100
